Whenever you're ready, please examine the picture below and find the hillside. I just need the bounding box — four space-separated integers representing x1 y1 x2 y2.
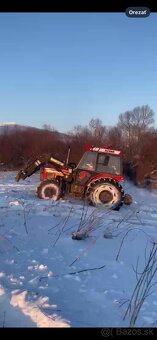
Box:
0 122 68 140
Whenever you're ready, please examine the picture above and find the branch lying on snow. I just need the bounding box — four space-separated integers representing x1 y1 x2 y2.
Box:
66 264 106 276
39 264 106 281
69 237 98 266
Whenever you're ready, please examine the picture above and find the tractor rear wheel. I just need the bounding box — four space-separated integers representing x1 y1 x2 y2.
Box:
86 178 124 210
37 180 61 200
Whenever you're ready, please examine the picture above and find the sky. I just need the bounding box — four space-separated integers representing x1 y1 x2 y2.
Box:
0 12 157 133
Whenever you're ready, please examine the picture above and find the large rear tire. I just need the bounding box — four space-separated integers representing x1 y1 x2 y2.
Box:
86 178 124 210
37 180 61 200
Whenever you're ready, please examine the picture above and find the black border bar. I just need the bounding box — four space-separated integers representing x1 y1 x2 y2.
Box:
0 1 156 13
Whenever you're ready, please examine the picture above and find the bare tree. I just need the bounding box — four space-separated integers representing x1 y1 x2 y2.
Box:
118 111 133 157
131 106 154 150
107 126 122 149
118 105 155 159
132 105 154 131
89 118 106 141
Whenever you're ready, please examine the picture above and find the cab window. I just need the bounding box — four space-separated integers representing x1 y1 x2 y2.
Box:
77 151 97 171
97 154 121 175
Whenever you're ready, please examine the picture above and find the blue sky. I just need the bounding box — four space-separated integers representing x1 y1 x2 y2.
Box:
0 13 157 132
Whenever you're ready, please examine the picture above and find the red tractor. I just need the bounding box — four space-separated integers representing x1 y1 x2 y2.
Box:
15 145 132 210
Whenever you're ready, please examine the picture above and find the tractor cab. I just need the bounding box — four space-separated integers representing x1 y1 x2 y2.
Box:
70 146 124 198
76 146 123 178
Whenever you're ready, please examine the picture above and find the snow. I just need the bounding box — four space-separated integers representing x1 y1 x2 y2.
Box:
0 171 157 328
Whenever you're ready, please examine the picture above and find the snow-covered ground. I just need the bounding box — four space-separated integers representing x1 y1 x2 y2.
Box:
0 171 157 328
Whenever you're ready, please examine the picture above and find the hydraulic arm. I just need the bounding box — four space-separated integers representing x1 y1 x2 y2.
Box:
15 154 64 182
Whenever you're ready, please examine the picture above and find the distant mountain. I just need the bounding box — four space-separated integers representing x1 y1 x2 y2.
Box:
0 122 69 140
0 122 28 133
0 122 17 126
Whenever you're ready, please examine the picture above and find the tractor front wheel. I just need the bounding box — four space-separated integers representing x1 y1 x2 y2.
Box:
37 180 62 200
86 178 124 210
